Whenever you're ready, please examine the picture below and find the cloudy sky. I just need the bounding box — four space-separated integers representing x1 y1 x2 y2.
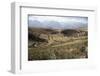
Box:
28 15 88 29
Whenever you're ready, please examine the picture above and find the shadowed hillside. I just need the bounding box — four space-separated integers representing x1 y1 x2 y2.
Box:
61 29 87 37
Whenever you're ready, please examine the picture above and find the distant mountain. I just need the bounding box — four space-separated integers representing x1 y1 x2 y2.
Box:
29 20 45 28
29 20 87 30
43 21 62 29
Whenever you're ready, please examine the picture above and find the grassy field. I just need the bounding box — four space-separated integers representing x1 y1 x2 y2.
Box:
28 36 88 60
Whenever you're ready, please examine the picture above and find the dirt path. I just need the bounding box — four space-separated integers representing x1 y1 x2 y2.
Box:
52 39 87 48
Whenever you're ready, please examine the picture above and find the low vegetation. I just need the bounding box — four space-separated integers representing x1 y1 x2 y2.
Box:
28 28 88 60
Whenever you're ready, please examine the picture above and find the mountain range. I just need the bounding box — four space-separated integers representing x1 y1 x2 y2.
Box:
29 19 87 30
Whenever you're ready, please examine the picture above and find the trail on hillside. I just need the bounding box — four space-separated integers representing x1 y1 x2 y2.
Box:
52 39 87 48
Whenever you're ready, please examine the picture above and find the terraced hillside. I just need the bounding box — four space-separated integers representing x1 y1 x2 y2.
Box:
28 28 88 60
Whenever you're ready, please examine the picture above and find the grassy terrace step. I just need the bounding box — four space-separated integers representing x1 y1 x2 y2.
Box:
52 39 87 47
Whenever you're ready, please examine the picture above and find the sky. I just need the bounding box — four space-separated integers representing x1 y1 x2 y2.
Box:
28 15 88 29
